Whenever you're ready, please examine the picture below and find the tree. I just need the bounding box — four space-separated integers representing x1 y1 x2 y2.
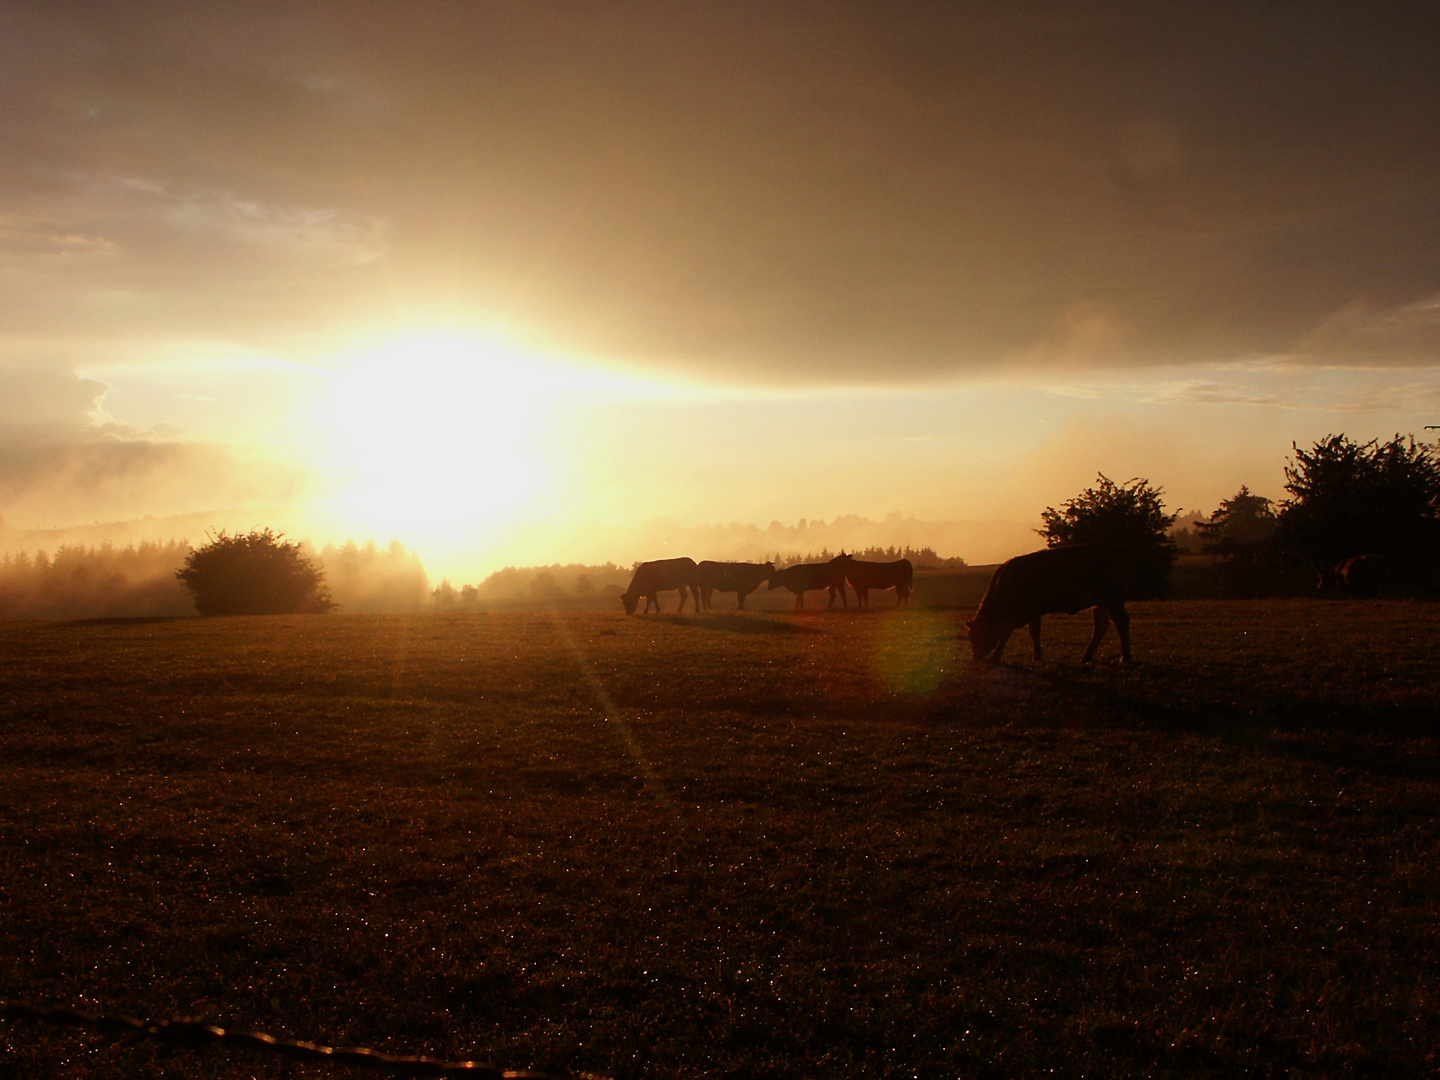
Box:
1193 486 1282 598
1275 434 1440 577
1039 474 1178 599
1195 486 1278 554
175 529 335 615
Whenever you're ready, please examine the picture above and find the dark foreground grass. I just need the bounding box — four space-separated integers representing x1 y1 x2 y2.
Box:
1 601 1438 1078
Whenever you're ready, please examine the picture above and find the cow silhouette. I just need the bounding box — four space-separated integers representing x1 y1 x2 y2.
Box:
966 543 1131 664
620 557 700 615
696 561 774 610
767 559 848 609
833 553 913 606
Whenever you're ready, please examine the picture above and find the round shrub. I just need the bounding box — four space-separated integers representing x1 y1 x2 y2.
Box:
175 529 335 615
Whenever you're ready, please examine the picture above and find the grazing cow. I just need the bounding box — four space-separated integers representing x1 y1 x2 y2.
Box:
696 560 775 610
620 557 700 615
834 553 913 606
1317 554 1390 598
767 559 849 609
966 543 1132 664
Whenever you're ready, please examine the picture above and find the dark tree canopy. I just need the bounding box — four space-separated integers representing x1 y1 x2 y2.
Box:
1276 434 1440 577
1196 485 1278 554
1039 474 1178 599
176 529 335 616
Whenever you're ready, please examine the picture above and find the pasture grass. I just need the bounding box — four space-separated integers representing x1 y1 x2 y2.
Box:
0 600 1437 1078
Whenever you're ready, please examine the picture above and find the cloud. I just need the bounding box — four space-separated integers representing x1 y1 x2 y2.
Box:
46 172 388 266
0 364 111 432
3 4 1439 383
0 362 308 531
0 432 309 533
1303 293 1440 364
154 183 388 265
0 212 121 262
1039 361 1440 414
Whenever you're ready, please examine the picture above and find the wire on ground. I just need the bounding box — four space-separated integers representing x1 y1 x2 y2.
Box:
1 1002 600 1078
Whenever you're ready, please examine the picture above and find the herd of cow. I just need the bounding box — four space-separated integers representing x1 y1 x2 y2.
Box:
619 553 914 615
620 544 1136 665
620 543 1393 666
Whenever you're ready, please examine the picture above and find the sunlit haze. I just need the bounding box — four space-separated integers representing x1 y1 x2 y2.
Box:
3 4 1438 587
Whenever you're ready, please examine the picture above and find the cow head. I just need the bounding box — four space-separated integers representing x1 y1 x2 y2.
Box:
1316 564 1344 592
964 618 999 660
620 592 639 615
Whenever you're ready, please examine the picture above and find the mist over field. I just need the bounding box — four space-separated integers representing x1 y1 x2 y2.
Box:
0 536 428 620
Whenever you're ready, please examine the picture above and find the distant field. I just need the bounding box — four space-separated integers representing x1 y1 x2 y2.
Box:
1 600 1437 1078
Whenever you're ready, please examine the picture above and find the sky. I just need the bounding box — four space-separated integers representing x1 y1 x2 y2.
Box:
3 2 1439 581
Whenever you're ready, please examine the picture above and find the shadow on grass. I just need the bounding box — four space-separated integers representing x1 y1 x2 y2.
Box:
654 614 821 635
966 658 1440 742
59 616 192 627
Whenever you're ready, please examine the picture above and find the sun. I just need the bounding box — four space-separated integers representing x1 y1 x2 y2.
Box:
314 330 559 549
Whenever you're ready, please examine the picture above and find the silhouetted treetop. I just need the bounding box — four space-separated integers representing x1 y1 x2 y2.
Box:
1196 485 1278 553
1039 474 1178 599
1276 433 1440 577
176 529 335 616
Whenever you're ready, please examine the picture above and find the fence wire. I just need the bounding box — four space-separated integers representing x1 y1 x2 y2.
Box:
1 1002 596 1078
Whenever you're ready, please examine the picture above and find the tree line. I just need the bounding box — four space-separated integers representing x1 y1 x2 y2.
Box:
766 545 964 570
6 431 1431 616
0 534 428 619
203 430 1440 613
1049 433 1440 599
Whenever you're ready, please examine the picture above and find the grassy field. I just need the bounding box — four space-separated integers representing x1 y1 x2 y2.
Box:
1 599 1438 1078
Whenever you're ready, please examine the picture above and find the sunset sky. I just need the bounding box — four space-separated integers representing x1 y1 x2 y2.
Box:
3 3 1438 581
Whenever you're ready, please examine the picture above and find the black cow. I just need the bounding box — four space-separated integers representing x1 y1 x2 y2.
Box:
834 553 913 606
696 561 775 610
620 557 700 615
1317 554 1390 598
966 543 1132 664
767 560 848 609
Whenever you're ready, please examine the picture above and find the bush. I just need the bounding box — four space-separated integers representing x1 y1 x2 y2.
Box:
1039 474 1178 599
175 530 335 615
1276 433 1440 579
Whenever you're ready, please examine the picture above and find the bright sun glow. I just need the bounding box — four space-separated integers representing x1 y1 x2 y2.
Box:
314 330 569 551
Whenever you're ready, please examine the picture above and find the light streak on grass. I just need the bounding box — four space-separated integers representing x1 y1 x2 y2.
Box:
545 608 673 809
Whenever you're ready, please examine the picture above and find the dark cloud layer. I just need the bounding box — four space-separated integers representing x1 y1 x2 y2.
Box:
3 2 1438 382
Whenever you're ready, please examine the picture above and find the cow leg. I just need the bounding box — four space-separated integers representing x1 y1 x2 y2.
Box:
794 590 804 609
1082 606 1111 664
736 588 749 610
1112 603 1132 664
989 628 1013 662
644 594 658 614
1028 618 1043 661
677 586 690 613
